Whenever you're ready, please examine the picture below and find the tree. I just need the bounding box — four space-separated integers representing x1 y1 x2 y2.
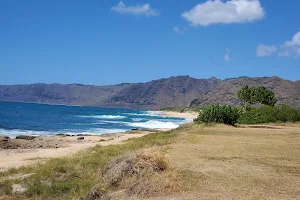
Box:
238 85 277 108
238 85 253 107
254 86 277 107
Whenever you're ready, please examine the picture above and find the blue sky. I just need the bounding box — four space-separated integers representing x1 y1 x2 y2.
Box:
0 0 299 85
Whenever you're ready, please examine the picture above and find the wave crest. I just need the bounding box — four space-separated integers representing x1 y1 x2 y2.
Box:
128 120 179 129
79 115 127 119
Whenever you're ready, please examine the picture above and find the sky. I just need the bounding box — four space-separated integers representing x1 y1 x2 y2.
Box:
0 0 299 85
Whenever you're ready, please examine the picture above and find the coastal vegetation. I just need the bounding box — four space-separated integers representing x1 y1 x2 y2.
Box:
194 105 240 125
238 105 300 124
0 129 182 199
1 123 300 199
238 85 277 108
194 86 300 125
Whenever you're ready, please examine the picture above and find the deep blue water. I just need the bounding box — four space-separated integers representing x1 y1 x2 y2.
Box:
0 102 188 137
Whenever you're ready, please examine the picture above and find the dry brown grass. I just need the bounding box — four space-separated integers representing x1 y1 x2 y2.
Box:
165 124 300 199
102 148 169 188
83 148 183 200
2 123 300 199
0 196 15 200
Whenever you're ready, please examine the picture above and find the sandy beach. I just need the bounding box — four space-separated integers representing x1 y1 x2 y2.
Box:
0 130 156 171
0 111 197 171
158 110 199 119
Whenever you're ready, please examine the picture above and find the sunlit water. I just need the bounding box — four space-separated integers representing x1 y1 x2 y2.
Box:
0 102 189 137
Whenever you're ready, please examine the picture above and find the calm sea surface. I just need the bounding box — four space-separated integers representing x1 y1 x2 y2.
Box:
0 101 188 137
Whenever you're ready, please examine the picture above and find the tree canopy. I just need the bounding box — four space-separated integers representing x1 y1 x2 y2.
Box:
238 85 277 107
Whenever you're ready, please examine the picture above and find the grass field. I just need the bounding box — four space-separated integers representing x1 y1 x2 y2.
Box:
1 123 300 199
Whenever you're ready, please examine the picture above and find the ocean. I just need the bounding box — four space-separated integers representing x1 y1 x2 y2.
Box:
0 101 188 137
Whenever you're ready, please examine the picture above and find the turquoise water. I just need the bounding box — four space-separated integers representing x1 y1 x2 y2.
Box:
0 102 188 137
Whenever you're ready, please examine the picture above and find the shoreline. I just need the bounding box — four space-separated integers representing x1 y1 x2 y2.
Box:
157 110 199 119
0 111 197 171
0 130 157 171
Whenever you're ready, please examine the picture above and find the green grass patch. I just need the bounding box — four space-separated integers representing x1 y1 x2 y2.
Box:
0 128 181 199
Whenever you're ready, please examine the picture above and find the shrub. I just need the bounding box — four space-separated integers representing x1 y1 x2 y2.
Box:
194 105 240 126
238 105 300 124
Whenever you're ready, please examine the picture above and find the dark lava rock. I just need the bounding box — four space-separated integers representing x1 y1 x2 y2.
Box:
16 135 36 140
77 137 85 140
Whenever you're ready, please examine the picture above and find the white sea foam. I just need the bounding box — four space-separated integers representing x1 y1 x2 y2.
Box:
0 128 127 137
132 118 143 122
80 115 127 119
128 120 180 129
124 111 168 118
0 129 47 137
95 120 127 125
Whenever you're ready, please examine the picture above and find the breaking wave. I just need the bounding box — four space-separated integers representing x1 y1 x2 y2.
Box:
128 120 180 129
124 111 167 117
79 115 127 119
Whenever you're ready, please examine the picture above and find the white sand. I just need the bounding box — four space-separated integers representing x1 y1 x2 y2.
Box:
0 132 151 171
159 111 199 119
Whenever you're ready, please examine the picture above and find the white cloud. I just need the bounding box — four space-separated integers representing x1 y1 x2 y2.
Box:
257 44 277 57
224 48 231 62
297 48 300 56
283 32 300 47
279 32 300 57
182 0 264 26
112 1 159 16
173 26 187 34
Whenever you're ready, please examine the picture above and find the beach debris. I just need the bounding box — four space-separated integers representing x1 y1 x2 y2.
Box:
131 128 139 131
15 135 36 140
11 184 27 194
77 136 85 140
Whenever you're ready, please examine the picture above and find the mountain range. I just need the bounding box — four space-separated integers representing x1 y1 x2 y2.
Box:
0 76 299 109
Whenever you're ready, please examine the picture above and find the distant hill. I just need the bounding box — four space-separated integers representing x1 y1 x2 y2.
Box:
190 76 300 108
0 76 299 109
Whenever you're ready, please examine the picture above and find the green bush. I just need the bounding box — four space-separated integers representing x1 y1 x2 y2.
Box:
238 85 277 107
238 105 300 124
194 105 240 126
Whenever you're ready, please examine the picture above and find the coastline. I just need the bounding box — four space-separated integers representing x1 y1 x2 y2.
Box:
158 110 199 119
0 111 197 171
0 130 155 171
